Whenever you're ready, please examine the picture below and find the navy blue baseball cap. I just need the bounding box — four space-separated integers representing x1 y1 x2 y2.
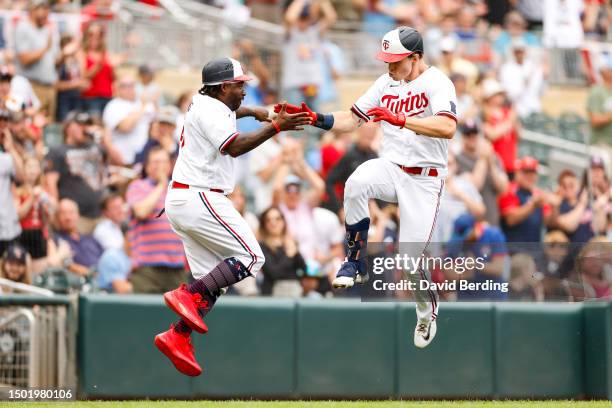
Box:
452 213 476 241
201 57 252 86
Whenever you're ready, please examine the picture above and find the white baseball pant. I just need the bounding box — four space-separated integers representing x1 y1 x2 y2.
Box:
164 186 265 280
344 158 443 322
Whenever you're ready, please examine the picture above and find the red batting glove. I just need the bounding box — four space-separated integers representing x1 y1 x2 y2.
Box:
367 107 406 128
299 102 317 124
273 103 302 114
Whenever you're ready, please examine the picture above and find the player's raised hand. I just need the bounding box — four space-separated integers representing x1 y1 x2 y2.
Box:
367 106 406 128
274 102 313 131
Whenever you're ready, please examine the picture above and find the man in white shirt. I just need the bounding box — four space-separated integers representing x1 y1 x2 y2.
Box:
102 75 155 165
499 39 544 118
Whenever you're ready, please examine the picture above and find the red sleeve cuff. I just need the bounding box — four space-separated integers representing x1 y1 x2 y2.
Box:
219 132 239 155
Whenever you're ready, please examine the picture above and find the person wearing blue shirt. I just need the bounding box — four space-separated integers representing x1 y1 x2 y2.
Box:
446 213 510 300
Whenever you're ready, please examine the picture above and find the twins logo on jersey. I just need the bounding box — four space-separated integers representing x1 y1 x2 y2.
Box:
381 92 429 117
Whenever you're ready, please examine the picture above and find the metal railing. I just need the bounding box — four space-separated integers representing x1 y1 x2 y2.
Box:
0 296 74 390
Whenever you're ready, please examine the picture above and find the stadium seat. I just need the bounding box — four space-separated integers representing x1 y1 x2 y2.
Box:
558 112 589 144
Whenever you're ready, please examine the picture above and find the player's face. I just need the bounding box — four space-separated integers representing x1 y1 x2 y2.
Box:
387 55 417 81
223 82 247 111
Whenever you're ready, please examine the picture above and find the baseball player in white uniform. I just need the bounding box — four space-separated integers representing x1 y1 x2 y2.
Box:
276 26 457 348
154 57 311 376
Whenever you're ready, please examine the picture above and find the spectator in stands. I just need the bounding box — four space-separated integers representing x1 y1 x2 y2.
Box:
249 133 285 214
126 147 185 293
15 155 54 273
509 252 544 301
229 185 259 233
54 198 103 276
454 6 492 66
95 247 132 293
0 66 41 115
554 169 596 243
325 122 378 214
587 54 612 160
456 121 508 226
542 0 584 50
282 0 336 111
55 34 85 122
445 213 509 300
103 75 155 166
93 193 127 251
498 157 556 251
436 36 479 89
499 38 544 119
258 206 307 297
492 10 539 61
481 79 519 176
92 194 131 294
0 126 24 256
0 242 31 287
136 64 163 108
81 0 118 22
7 109 44 161
450 73 478 145
589 156 610 198
80 22 115 118
14 0 60 119
424 13 459 65
433 152 485 243
536 230 571 279
134 105 178 165
44 112 106 230
273 146 344 270
574 237 611 298
173 90 194 143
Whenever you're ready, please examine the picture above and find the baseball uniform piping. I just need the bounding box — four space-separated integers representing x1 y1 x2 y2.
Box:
435 111 458 122
199 192 257 271
351 104 370 122
219 132 240 154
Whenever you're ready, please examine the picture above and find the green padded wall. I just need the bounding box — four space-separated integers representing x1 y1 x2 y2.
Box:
398 302 495 398
296 300 397 398
494 303 583 398
191 297 296 398
583 301 612 399
77 295 611 399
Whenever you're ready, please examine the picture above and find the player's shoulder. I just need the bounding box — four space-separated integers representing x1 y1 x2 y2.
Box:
372 73 393 89
424 66 455 87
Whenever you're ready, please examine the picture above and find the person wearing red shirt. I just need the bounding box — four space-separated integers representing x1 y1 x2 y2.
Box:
482 79 520 178
79 23 114 118
498 156 558 253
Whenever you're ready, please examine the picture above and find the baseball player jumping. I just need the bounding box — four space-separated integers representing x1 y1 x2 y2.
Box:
276 26 457 348
154 57 311 376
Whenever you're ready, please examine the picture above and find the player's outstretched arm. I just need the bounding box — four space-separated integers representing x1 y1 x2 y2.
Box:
225 103 311 158
236 106 271 122
273 102 362 133
367 107 456 139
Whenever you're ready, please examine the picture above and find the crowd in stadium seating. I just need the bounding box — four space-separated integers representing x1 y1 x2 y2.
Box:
0 0 611 301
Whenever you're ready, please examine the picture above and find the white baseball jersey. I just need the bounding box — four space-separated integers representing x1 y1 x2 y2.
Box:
166 92 265 279
351 67 457 175
172 92 239 193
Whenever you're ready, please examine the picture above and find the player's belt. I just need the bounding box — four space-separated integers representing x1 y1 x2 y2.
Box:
171 181 225 194
396 165 439 177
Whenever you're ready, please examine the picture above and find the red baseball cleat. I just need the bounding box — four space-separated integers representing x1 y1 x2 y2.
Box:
163 284 209 333
154 325 202 377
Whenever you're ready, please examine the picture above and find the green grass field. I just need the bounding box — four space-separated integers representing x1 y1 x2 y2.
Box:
1 401 612 408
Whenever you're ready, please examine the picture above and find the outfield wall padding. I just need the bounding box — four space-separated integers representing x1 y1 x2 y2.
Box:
77 295 612 399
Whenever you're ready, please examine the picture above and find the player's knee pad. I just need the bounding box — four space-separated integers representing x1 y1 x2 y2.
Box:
345 217 370 261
